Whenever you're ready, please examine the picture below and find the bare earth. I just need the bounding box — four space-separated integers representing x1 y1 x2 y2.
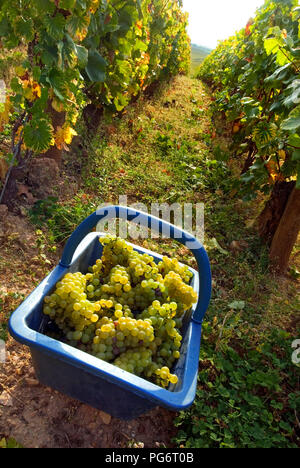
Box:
0 338 177 448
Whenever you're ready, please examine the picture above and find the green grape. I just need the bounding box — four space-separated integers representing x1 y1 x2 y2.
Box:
42 235 198 389
114 347 153 376
164 271 197 312
158 256 193 284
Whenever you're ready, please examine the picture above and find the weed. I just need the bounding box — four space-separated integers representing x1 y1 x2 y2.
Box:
29 195 98 244
0 437 23 448
174 328 300 448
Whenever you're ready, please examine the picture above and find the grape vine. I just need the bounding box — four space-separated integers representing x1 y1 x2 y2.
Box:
197 0 300 272
198 0 300 194
0 0 190 163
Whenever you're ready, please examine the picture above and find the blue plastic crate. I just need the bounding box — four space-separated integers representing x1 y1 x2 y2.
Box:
9 206 211 420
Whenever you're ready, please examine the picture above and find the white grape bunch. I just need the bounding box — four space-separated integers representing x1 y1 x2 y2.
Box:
43 235 198 389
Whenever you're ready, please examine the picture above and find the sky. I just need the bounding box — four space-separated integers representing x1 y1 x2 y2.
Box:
182 0 265 49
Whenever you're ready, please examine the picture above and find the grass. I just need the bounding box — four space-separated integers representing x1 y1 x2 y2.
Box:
5 74 300 448
0 291 26 342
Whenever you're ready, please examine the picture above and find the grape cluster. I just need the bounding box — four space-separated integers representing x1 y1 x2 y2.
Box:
43 235 197 389
158 256 193 284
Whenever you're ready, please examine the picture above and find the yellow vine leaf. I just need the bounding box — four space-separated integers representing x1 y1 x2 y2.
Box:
15 66 26 78
75 15 91 41
22 79 42 102
135 21 143 37
266 160 284 184
90 0 100 14
51 99 65 113
55 125 77 150
75 28 88 41
0 97 12 131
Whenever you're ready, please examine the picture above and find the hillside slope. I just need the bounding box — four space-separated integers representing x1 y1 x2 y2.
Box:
191 44 212 74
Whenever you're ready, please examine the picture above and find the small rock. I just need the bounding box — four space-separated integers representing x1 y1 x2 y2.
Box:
28 366 35 377
23 407 35 424
133 442 144 448
0 204 8 220
16 183 37 205
19 206 28 217
87 422 97 431
7 417 19 426
0 391 13 406
25 377 40 387
27 158 60 199
15 367 24 376
99 410 111 425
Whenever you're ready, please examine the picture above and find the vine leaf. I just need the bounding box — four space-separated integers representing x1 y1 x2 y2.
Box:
59 0 76 9
44 14 66 40
85 50 107 82
14 17 34 41
281 106 300 131
253 122 277 147
74 44 88 68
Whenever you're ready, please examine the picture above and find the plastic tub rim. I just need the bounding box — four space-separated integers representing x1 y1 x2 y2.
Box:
9 234 202 411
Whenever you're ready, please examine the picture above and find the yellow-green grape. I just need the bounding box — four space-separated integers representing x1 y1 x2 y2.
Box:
43 271 87 321
164 271 197 311
158 256 193 284
115 316 155 348
155 366 179 387
114 348 153 375
99 236 134 273
127 251 159 285
107 266 132 298
42 234 198 389
138 300 178 324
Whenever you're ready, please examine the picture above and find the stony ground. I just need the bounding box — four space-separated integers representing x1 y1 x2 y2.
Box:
0 338 176 448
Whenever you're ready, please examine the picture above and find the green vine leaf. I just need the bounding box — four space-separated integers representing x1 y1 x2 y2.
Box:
281 106 300 131
253 122 277 147
59 0 76 9
44 14 66 40
85 50 107 82
14 17 34 41
23 118 54 153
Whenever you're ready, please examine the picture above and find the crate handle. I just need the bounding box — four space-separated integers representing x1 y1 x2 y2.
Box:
59 205 211 324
